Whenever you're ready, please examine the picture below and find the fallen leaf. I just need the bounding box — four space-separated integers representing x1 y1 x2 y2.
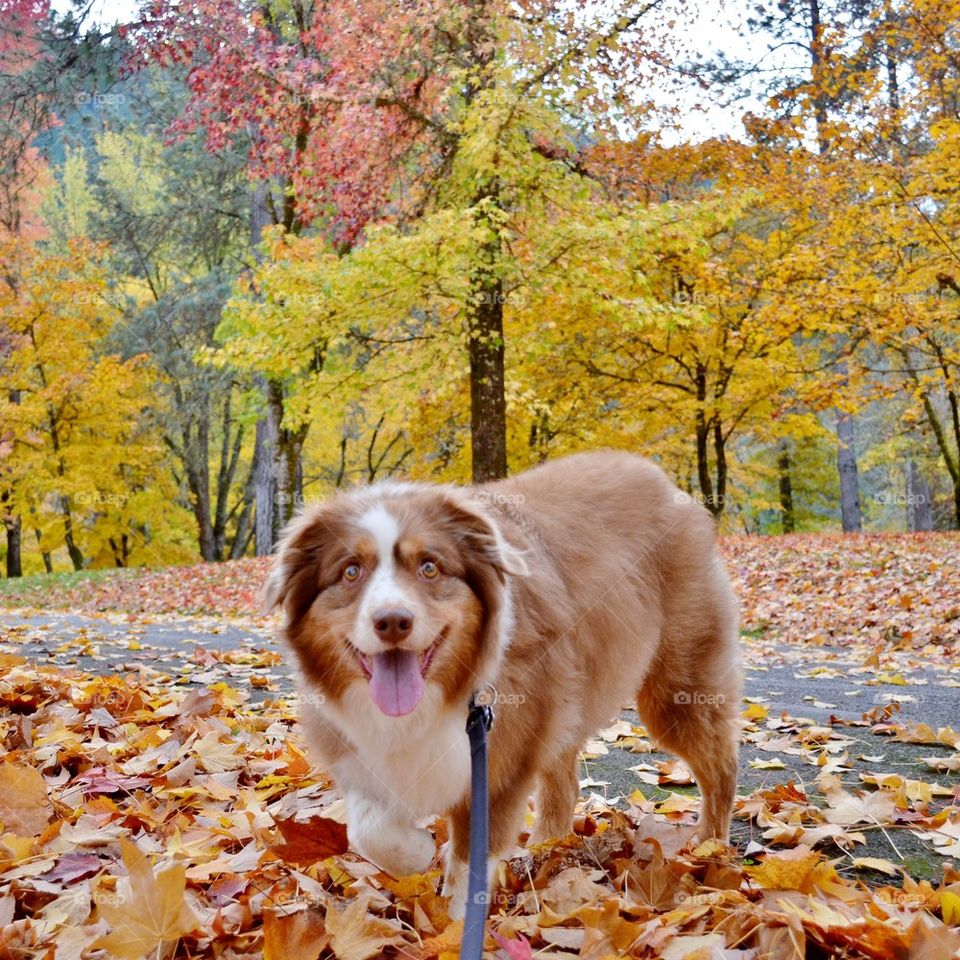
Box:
263 908 328 960
92 837 200 959
0 763 51 836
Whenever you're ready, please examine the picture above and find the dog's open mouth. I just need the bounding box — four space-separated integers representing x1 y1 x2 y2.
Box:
349 629 446 717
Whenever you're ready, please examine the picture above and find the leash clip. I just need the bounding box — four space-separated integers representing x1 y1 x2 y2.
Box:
467 685 496 734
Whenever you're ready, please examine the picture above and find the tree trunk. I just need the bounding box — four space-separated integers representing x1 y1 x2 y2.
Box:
468 278 508 482
46 412 84 569
229 457 257 560
31 525 51 573
4 509 22 577
778 440 795 533
270 377 308 530
253 376 278 556
807 0 863 533
901 343 959 529
3 388 22 577
712 419 727 515
836 401 862 532
61 499 84 571
248 179 302 556
182 406 217 562
467 187 508 483
252 376 308 552
692 363 723 517
906 461 933 532
212 392 244 560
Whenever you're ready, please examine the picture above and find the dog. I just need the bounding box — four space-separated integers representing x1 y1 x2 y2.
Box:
265 450 741 916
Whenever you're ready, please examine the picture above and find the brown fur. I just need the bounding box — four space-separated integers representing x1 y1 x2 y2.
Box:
267 450 741 899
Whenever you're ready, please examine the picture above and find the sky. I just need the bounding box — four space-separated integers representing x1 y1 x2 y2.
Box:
51 0 788 143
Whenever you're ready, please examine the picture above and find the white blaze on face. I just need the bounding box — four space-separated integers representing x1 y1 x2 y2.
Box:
355 503 408 652
355 502 428 718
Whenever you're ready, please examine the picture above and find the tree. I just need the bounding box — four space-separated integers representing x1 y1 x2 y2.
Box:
700 0 875 531
132 0 688 526
0 0 50 576
0 238 179 570
48 59 260 561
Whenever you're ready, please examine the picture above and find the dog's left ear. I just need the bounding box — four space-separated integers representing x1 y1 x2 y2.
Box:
439 492 529 580
262 505 333 618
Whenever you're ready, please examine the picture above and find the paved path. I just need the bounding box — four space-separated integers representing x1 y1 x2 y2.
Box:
2 608 957 878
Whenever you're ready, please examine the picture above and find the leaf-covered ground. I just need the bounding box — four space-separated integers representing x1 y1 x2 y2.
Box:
2 533 958 647
1 533 959 959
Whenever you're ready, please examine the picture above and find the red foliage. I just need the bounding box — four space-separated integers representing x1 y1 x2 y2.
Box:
126 0 452 243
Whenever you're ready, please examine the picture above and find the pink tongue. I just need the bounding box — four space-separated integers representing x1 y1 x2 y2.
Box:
369 650 425 716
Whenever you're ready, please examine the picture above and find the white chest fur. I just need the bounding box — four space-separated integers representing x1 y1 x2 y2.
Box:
303 682 472 823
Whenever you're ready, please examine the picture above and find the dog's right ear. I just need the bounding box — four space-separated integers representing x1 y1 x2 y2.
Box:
261 507 331 619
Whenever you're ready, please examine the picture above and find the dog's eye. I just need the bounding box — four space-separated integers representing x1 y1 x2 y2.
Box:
419 559 439 579
342 563 364 583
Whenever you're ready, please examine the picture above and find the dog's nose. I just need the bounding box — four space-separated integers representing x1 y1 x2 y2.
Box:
373 608 414 644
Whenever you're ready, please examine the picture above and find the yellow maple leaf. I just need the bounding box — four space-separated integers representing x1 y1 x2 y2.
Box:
92 838 199 959
324 890 404 960
746 846 824 892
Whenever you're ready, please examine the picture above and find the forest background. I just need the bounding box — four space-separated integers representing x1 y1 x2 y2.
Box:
2 0 959 574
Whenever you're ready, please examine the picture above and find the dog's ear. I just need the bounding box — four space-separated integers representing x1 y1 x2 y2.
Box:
262 506 335 619
438 493 528 581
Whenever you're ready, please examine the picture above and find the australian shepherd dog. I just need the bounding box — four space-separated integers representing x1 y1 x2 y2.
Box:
265 450 741 916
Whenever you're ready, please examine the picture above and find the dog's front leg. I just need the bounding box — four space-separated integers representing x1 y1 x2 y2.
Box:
441 780 531 920
346 792 435 877
441 802 499 921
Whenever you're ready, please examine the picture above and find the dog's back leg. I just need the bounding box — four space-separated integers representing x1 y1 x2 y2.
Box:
635 652 740 841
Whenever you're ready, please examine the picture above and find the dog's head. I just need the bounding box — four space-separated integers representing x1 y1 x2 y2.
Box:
265 484 527 718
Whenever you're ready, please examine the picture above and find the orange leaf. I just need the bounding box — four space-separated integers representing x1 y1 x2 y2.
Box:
271 816 349 865
263 908 328 960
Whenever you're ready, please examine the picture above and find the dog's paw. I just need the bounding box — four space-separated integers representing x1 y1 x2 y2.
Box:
441 864 468 919
347 794 436 876
368 826 436 877
442 855 501 920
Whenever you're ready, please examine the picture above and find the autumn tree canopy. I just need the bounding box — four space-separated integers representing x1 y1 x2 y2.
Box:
1 0 959 574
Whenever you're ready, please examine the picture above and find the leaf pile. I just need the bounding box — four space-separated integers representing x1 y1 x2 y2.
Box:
0 559 271 620
724 533 960 648
2 535 959 651
1 655 959 959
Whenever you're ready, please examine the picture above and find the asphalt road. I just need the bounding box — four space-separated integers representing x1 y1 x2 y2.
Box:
2 608 957 879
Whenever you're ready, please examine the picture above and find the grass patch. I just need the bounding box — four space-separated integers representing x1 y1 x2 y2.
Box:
0 567 132 602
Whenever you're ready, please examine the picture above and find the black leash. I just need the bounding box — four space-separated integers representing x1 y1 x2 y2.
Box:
461 690 494 960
